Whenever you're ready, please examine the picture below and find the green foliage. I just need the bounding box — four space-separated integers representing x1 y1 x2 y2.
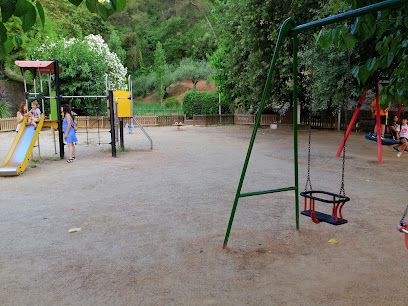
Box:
32 35 127 114
108 29 126 63
108 0 217 69
211 0 323 112
0 89 11 117
321 0 408 105
0 102 12 118
154 42 167 105
0 0 126 60
133 101 183 116
183 90 219 119
132 72 155 97
300 45 361 113
0 87 11 117
164 97 181 109
173 57 213 88
208 45 233 109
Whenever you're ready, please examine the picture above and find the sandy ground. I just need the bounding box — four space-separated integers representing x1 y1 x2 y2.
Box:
0 124 407 305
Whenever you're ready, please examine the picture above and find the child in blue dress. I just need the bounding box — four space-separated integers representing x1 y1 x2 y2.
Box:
61 104 78 163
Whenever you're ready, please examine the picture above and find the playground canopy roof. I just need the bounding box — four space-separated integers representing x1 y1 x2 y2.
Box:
15 61 61 75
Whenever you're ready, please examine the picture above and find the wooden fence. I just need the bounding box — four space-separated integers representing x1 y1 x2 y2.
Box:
193 113 342 129
0 117 17 132
193 115 234 126
1 111 381 131
77 115 186 128
300 115 337 129
194 114 283 126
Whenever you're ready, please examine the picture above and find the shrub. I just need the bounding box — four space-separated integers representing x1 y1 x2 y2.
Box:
132 72 156 97
0 102 12 118
164 97 181 109
32 34 127 115
183 91 219 119
0 89 11 118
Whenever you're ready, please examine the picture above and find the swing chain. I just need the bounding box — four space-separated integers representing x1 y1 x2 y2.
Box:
304 43 316 193
339 27 351 197
305 109 313 192
400 205 408 226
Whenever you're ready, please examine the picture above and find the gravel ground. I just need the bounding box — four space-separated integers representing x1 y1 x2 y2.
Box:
0 125 407 305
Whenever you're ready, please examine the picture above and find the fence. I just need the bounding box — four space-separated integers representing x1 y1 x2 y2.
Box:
300 115 337 129
133 109 184 116
193 113 342 129
77 115 186 128
195 114 283 126
0 117 17 132
193 115 234 126
0 111 381 131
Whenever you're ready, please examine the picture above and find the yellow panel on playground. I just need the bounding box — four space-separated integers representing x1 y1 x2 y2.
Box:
113 91 132 118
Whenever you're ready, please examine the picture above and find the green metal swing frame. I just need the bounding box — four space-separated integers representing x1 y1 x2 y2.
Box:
223 0 408 249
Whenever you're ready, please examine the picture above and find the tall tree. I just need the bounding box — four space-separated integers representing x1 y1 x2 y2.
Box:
317 0 408 106
154 42 167 105
211 0 324 112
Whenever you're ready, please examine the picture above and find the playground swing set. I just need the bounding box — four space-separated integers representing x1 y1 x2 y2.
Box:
0 60 152 177
336 82 405 165
222 0 408 250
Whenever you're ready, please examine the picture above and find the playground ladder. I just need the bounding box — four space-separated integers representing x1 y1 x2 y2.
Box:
132 117 153 150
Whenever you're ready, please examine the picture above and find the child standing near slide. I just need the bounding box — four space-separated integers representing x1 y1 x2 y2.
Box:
16 102 29 133
396 116 408 157
29 101 41 129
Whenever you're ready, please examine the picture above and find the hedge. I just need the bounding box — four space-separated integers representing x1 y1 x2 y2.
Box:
183 91 219 119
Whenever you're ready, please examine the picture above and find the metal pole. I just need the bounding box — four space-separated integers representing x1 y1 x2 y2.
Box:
39 71 45 114
22 68 29 113
108 90 116 157
293 35 300 230
219 93 222 124
53 128 57 154
54 59 64 159
60 95 107 99
120 118 124 149
290 0 407 35
35 134 40 157
222 18 296 249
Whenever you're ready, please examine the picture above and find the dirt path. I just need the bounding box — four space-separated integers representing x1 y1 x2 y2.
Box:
0 125 407 305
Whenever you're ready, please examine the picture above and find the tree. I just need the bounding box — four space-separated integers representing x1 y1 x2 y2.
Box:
154 42 167 105
108 30 126 64
32 34 128 114
173 57 213 88
211 0 323 113
0 0 126 60
318 0 408 106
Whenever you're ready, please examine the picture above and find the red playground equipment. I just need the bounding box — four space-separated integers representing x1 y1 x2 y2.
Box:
336 82 404 164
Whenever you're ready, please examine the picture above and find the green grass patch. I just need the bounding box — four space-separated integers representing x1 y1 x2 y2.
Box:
133 102 183 116
28 156 60 168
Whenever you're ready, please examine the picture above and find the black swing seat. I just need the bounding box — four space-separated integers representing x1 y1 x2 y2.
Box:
301 210 348 225
300 190 350 225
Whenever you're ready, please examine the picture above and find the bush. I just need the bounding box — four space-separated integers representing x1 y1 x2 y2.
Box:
0 102 12 118
0 89 11 118
132 72 156 97
32 34 127 115
183 91 219 119
164 97 181 109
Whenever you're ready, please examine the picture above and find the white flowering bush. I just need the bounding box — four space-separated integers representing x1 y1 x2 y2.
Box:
32 34 128 114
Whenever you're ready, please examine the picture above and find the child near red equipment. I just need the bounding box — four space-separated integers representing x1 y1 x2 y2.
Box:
395 116 408 157
370 97 391 139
